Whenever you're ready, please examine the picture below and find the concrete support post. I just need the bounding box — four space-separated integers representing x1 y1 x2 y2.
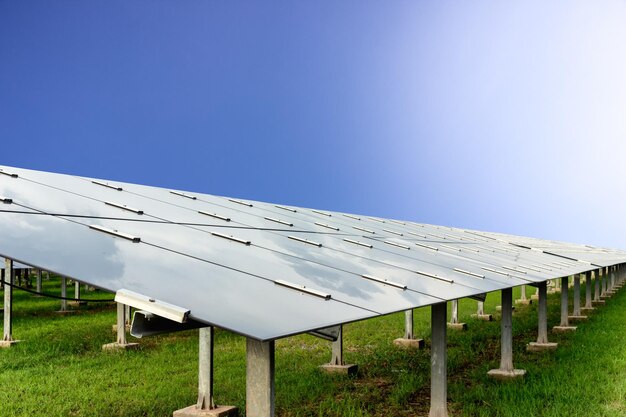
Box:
609 266 616 293
36 269 42 294
320 324 358 374
447 299 466 330
56 277 76 314
582 271 594 313
198 327 215 410
331 326 343 365
488 288 525 379
1 258 19 347
60 277 67 312
499 289 514 371
553 277 576 332
393 309 425 348
600 268 605 296
246 338 275 417
111 305 132 332
573 275 580 315
593 269 604 305
601 267 608 298
102 303 139 351
472 301 492 321
516 285 531 305
404 309 414 339
173 327 237 417
429 302 448 417
569 274 586 321
531 286 539 301
527 281 557 351
451 300 458 323
116 302 127 345
69 280 86 307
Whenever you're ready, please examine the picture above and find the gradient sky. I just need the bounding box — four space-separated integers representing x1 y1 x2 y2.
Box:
1 1 625 249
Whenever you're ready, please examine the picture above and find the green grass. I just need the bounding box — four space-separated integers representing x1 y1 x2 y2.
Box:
1 277 625 416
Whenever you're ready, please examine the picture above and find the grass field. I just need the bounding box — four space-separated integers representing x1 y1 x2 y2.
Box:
1 276 625 417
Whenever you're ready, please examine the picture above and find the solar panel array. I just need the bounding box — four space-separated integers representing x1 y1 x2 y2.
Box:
1 164 625 341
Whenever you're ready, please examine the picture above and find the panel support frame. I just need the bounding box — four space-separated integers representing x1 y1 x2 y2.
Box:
447 299 467 330
527 281 557 351
429 302 449 417
173 327 237 417
394 309 425 348
553 276 576 332
487 288 525 379
246 338 275 417
320 324 358 374
102 303 139 351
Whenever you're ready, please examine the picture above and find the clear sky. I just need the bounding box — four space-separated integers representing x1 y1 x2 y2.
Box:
1 1 625 250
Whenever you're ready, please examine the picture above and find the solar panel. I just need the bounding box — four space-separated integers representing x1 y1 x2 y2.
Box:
2 164 625 341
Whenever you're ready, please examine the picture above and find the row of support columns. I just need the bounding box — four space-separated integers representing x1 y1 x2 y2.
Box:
2 255 625 416
0 257 119 350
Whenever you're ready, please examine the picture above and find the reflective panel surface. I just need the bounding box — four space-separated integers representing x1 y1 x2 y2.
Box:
1 164 625 340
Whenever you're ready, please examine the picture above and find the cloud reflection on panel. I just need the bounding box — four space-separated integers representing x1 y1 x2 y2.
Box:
0 212 124 284
0 211 371 339
77 217 442 314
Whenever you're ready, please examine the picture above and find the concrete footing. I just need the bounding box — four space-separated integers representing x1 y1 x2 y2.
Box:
102 342 140 351
592 300 606 306
487 369 526 380
530 294 539 301
447 322 467 331
568 315 587 321
580 307 595 314
173 405 238 417
68 301 87 307
552 326 577 333
0 340 21 348
471 313 493 321
54 310 77 315
393 338 424 349
495 306 515 312
526 342 558 352
319 363 358 375
515 299 532 306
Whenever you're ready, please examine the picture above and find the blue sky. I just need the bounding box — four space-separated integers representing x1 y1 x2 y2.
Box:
1 1 625 249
